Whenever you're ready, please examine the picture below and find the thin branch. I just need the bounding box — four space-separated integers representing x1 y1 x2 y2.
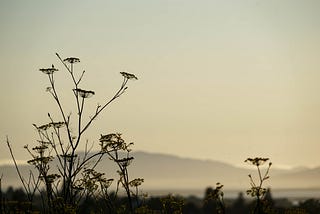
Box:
76 70 85 85
47 74 74 149
81 77 128 135
70 151 106 178
6 137 29 198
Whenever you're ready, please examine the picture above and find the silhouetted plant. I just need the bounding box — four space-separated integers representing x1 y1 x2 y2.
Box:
245 157 272 214
160 194 184 214
99 133 145 212
203 183 225 214
298 199 320 214
6 138 39 212
7 53 138 213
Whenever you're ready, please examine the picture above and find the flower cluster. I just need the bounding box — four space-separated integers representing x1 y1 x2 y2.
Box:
204 183 225 214
36 122 66 131
205 183 224 202
76 168 114 194
104 178 114 189
73 88 95 98
120 71 138 80
100 133 126 151
212 183 224 198
246 186 267 198
27 156 54 165
32 145 48 154
39 65 58 75
115 157 134 168
245 157 270 167
245 157 272 199
63 57 80 64
51 122 65 129
129 178 144 188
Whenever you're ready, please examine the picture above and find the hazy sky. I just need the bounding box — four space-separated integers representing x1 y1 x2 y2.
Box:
1 0 320 168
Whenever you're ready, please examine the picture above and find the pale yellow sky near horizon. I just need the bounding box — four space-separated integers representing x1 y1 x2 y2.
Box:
1 0 320 168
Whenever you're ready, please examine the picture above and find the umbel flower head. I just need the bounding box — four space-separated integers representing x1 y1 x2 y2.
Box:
34 122 66 131
120 71 138 80
129 178 144 187
104 178 114 189
32 145 48 153
39 64 58 75
27 156 54 165
99 133 125 151
115 157 134 168
245 157 270 167
63 57 80 64
50 122 65 129
246 186 267 197
73 88 95 98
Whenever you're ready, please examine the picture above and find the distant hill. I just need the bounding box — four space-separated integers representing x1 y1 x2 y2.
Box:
1 151 320 195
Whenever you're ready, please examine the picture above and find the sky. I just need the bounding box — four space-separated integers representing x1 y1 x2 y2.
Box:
1 0 320 169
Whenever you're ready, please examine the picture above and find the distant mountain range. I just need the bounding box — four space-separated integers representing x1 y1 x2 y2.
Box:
1 151 320 196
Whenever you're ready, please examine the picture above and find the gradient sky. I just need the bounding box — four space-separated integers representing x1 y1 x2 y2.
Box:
1 0 320 168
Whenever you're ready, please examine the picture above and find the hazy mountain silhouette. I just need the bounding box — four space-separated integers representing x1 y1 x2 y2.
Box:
1 151 319 192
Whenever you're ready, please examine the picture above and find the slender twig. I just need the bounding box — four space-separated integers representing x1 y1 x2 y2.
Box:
6 137 29 198
47 73 74 149
81 77 128 135
70 151 106 178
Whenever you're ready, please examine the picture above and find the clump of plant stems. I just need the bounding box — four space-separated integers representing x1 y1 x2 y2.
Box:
6 53 140 213
245 157 272 214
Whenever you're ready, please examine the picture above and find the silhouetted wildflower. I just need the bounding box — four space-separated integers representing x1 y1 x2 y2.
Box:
63 57 80 64
27 156 53 165
104 178 114 188
120 71 138 80
99 133 120 142
115 157 134 168
82 179 98 192
50 121 65 129
37 123 51 131
78 168 113 193
36 122 65 131
246 187 267 197
129 178 144 187
100 133 125 151
245 157 270 166
206 183 224 202
204 183 225 214
32 145 48 153
73 88 95 98
245 157 272 214
39 65 58 74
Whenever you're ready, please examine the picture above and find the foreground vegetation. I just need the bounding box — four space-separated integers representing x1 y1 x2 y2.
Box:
2 54 318 213
1 185 320 213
